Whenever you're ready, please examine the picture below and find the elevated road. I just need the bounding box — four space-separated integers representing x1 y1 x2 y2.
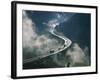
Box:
23 25 72 64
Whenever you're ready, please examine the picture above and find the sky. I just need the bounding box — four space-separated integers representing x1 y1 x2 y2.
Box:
22 10 91 69
25 10 90 47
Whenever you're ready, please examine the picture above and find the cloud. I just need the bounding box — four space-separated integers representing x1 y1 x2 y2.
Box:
52 43 90 67
22 11 37 48
22 11 62 61
43 13 75 31
66 43 86 65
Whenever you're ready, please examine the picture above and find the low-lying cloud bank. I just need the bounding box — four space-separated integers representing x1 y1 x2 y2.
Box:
22 11 62 60
52 43 89 67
